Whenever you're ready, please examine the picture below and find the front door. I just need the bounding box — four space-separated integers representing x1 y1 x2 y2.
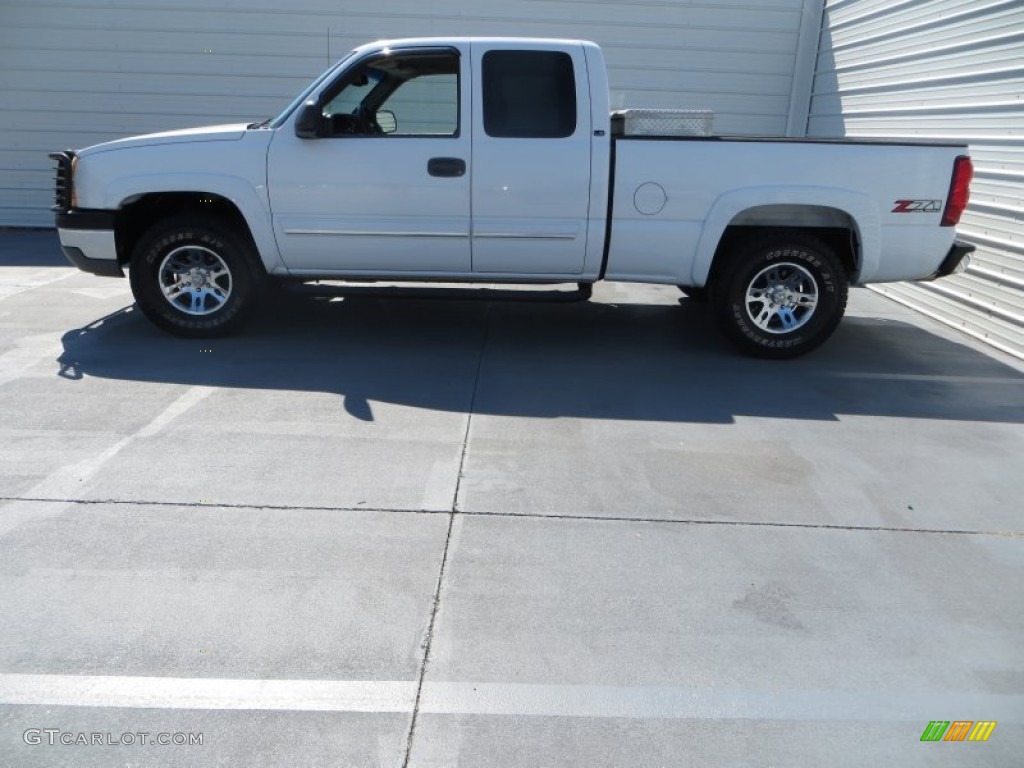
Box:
268 46 471 275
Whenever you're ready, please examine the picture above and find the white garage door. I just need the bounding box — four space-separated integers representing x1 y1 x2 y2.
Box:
0 0 820 227
808 0 1024 359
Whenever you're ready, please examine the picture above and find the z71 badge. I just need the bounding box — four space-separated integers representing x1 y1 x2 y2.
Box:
892 199 942 213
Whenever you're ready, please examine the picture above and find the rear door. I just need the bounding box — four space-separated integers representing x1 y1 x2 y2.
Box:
470 43 592 275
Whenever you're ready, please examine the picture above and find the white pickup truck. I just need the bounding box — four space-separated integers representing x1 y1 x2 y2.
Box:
51 37 974 358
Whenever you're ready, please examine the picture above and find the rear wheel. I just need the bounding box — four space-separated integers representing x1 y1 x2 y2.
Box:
715 231 848 359
129 216 260 337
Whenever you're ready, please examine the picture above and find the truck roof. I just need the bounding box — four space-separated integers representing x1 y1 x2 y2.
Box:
353 37 598 54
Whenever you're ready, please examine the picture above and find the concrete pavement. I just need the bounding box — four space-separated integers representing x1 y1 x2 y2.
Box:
1 228 1022 766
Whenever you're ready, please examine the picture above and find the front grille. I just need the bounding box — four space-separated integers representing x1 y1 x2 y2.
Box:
49 150 75 211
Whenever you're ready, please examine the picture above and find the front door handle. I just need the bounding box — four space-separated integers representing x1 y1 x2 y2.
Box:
428 157 466 177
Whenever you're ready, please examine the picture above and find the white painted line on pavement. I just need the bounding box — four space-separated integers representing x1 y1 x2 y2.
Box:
0 674 417 713
420 682 1024 722
422 458 459 512
17 385 213 499
0 331 65 388
2 674 1021 722
828 372 1023 384
0 386 215 537
135 385 214 439
0 268 76 302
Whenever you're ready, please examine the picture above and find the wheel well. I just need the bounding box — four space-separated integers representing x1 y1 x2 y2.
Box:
114 193 256 266
707 224 858 293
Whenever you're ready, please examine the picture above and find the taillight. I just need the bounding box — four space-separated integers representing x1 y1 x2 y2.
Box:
941 155 972 227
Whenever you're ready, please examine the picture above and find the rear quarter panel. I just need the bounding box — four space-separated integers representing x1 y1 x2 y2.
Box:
605 138 965 286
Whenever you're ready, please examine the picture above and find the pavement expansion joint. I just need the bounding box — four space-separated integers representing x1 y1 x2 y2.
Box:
0 496 1020 538
402 511 456 768
452 300 491 515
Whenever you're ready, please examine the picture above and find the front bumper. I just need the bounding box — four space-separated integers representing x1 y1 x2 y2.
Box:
55 210 123 277
928 239 975 281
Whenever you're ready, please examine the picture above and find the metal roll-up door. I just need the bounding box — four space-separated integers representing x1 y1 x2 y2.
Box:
808 0 1024 359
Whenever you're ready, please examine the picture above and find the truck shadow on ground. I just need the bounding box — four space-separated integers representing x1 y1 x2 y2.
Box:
56 291 1024 425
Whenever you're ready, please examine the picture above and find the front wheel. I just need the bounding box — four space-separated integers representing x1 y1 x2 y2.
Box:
129 216 260 337
715 232 848 359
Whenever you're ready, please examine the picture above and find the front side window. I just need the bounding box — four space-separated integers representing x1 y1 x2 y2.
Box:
482 50 577 139
321 51 459 137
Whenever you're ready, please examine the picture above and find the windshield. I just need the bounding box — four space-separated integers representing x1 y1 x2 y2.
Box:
268 51 357 129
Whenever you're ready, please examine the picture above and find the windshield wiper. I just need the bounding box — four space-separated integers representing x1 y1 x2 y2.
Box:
247 118 272 129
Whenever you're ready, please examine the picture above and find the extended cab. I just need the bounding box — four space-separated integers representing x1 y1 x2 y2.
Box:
51 37 975 358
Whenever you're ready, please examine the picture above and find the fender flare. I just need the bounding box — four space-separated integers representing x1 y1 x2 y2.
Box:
690 185 881 286
107 174 284 273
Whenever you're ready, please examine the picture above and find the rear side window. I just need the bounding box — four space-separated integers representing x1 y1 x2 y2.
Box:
482 50 577 139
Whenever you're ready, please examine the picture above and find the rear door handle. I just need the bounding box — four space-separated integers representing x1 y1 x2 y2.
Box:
428 157 466 177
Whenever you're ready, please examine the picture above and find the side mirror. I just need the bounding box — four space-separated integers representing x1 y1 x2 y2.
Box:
294 101 322 139
377 109 397 134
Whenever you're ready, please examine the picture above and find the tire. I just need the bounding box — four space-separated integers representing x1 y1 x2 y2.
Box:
715 231 848 359
677 285 709 302
129 216 261 337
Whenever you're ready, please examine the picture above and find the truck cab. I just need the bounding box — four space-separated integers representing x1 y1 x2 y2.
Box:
267 38 610 279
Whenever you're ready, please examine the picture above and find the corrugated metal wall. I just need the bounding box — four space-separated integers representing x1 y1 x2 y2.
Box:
809 0 1024 359
0 0 817 228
